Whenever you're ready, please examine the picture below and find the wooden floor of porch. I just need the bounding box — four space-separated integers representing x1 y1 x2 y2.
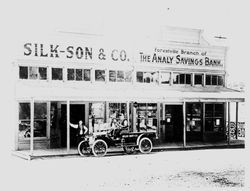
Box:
12 139 245 160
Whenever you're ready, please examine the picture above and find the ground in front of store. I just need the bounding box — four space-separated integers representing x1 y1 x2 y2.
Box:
4 148 248 191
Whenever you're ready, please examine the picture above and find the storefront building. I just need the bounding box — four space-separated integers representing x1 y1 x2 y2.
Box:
13 26 244 153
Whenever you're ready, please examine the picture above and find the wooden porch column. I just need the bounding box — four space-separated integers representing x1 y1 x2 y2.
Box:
47 102 51 148
126 101 130 130
156 102 160 139
227 102 230 145
183 101 186 147
202 102 205 141
30 98 34 155
67 100 70 153
235 102 239 139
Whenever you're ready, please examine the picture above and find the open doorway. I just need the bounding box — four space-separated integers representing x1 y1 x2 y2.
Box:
61 104 85 148
164 105 183 142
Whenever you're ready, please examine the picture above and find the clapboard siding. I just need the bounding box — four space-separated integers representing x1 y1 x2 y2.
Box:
18 139 50 150
161 26 202 44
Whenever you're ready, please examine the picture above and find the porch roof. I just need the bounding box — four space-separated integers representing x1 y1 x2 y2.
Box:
15 84 245 102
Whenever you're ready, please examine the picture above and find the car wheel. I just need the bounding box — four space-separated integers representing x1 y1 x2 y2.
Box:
92 139 108 157
139 137 152 154
78 140 91 156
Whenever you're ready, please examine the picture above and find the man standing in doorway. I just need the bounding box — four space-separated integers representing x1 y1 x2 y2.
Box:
70 120 88 144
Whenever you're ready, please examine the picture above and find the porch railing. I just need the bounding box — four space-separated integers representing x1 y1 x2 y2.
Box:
226 121 245 140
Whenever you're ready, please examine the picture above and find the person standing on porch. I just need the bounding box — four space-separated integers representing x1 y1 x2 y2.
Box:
70 120 88 144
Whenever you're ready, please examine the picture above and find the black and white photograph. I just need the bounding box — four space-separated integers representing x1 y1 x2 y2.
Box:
0 0 249 190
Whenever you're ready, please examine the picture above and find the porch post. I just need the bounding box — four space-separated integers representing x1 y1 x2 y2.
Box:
235 102 239 139
14 101 19 151
67 100 70 153
183 101 186 147
126 101 130 130
202 102 205 141
47 102 51 148
30 98 34 155
157 102 160 139
227 102 230 145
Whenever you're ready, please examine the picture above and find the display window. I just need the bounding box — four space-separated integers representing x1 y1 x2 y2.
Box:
18 102 47 139
109 103 127 119
136 103 157 132
89 102 106 132
205 103 224 132
186 103 202 132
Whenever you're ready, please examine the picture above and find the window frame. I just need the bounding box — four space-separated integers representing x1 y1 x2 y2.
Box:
19 66 47 81
136 71 159 84
173 72 192 85
205 74 224 86
52 67 63 81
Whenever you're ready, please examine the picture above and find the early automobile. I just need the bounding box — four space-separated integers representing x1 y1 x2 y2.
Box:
78 128 157 157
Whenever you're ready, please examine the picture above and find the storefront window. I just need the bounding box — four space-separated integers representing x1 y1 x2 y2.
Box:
186 103 202 132
52 68 63 80
205 103 224 132
95 70 105 82
18 102 47 138
89 102 105 132
160 72 170 84
19 103 30 138
34 103 47 137
194 74 203 85
137 103 157 132
136 71 158 84
109 103 127 120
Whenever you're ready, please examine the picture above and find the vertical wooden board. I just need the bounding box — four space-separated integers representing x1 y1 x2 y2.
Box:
30 98 34 154
66 100 70 152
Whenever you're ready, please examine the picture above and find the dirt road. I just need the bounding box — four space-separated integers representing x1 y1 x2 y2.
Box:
3 148 247 191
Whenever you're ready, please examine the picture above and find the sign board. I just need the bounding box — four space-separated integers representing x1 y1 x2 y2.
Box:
20 42 226 70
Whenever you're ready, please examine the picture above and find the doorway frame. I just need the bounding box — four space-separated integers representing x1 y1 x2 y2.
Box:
162 102 186 147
